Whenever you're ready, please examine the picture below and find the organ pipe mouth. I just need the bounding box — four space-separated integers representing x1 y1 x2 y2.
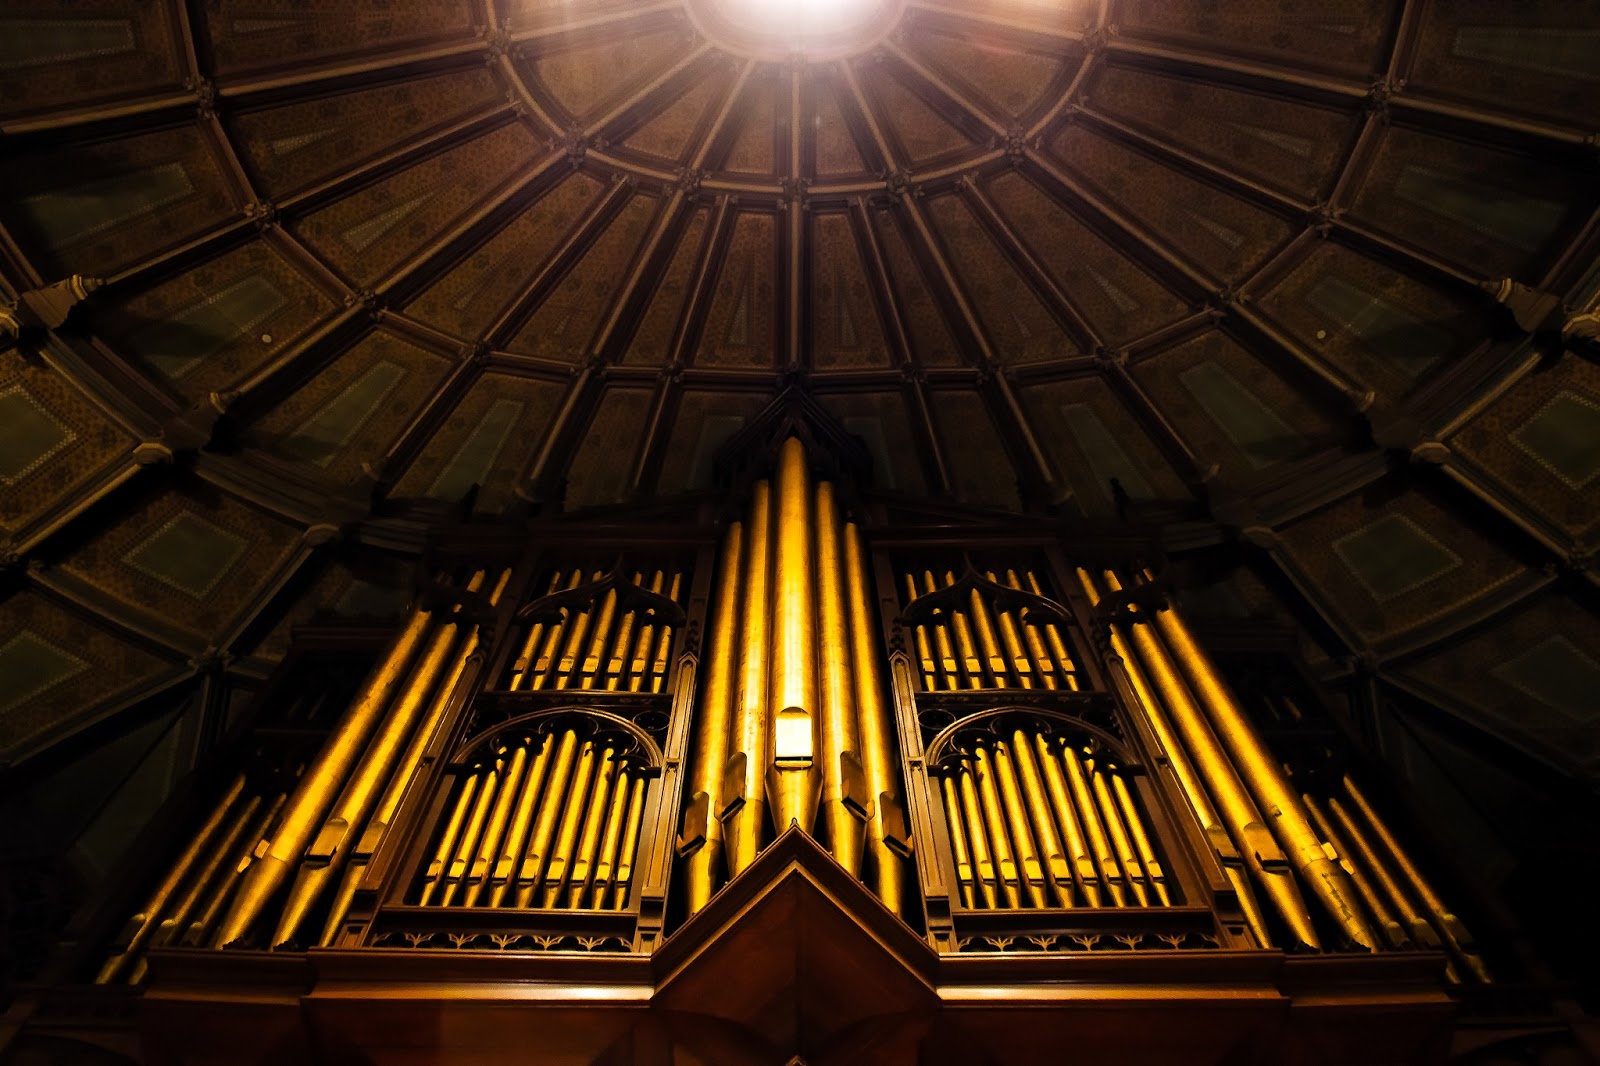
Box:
773 707 816 767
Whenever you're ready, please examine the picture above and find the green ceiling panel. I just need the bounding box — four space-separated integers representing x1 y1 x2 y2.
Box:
132 274 288 379
1512 390 1600 490
1060 402 1155 502
1492 636 1600 723
1177 360 1311 470
1305 273 1456 378
123 512 249 599
0 385 75 484
428 398 524 499
279 360 406 468
1332 513 1462 602
0 631 89 713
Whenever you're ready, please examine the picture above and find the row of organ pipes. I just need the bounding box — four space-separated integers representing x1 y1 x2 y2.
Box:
412 728 648 911
93 437 1490 986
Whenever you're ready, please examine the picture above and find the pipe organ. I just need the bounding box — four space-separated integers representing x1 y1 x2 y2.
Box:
90 434 1498 1062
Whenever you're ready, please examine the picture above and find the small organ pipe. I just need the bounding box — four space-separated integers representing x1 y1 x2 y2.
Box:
516 730 580 907
725 482 774 878
420 770 481 907
815 482 865 874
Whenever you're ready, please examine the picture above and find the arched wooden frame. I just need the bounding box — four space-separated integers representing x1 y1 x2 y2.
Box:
457 707 666 775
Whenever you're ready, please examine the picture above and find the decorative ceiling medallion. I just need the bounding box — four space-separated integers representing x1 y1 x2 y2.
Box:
685 0 905 60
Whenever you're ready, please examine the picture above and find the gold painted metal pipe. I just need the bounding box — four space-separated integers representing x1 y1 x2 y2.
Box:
1142 578 1375 950
611 776 647 910
1004 570 1059 690
183 791 287 948
905 574 940 690
274 571 491 945
922 573 961 689
985 574 1035 689
462 741 530 908
1088 761 1150 907
843 521 906 914
1059 742 1128 907
816 482 866 875
602 574 645 691
941 774 977 908
991 742 1047 907
1341 776 1488 980
958 770 999 909
648 572 682 694
683 523 744 915
1304 793 1406 949
725 483 774 877
1010 732 1072 907
591 768 633 909
768 439 822 835
99 774 247 980
529 571 584 690
419 770 481 907
152 793 265 951
973 748 1022 908
1033 733 1099 906
509 571 566 690
488 739 554 909
515 729 581 907
322 571 511 939
215 597 435 948
538 741 599 907
954 574 1008 686
1025 571 1078 690
1111 773 1170 907
626 571 666 692
440 757 502 908
1093 571 1318 947
939 572 984 688
577 588 621 690
563 747 620 907
554 573 604 689
1075 568 1268 941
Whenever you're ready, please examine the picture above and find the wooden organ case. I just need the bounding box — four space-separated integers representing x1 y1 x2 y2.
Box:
89 426 1496 1066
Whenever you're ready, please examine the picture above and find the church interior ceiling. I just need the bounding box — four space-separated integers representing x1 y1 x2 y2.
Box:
0 0 1597 852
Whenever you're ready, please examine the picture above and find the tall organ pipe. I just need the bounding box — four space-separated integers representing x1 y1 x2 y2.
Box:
725 480 774 878
1141 577 1376 951
271 571 495 947
213 598 436 948
683 522 745 914
815 482 866 875
842 521 906 913
767 438 821 834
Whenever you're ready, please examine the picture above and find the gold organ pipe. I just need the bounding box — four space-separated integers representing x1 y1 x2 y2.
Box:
1058 742 1127 907
1088 762 1150 907
1111 773 1171 906
1095 572 1318 948
1010 732 1072 907
539 741 599 907
983 578 1034 688
626 571 666 692
509 571 566 690
973 748 1022 907
418 771 480 906
726 482 774 877
1075 568 1269 942
602 574 645 690
515 730 580 907
941 775 977 908
684 523 744 915
1304 793 1406 949
905 574 939 690
815 482 865 874
611 775 647 909
320 569 511 940
98 775 247 982
1033 733 1100 906
564 747 620 907
461 741 530 907
577 588 621 689
648 572 682 693
590 768 633 909
529 571 584 690
440 758 502 908
214 598 435 948
991 742 1047 907
767 439 821 836
183 792 288 948
1342 776 1488 980
552 572 604 689
938 572 984 687
843 521 906 914
957 770 999 908
152 794 265 950
955 576 1008 685
488 740 553 908
273 571 492 945
1141 578 1375 950
922 573 961 687
1024 571 1078 690
1003 570 1060 690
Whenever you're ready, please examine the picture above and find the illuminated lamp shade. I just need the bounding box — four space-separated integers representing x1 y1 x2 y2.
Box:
686 0 905 59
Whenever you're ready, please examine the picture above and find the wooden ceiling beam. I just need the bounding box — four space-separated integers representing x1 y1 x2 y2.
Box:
880 41 1008 141
507 1 683 45
586 44 717 143
214 38 490 100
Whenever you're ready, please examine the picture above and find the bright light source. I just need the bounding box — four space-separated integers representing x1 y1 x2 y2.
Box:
689 0 902 58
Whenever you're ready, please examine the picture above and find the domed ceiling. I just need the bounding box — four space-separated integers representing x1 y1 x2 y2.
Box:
1 0 1599 799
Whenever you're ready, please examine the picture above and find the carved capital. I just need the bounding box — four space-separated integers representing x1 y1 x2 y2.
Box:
1410 441 1451 464
243 200 277 230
